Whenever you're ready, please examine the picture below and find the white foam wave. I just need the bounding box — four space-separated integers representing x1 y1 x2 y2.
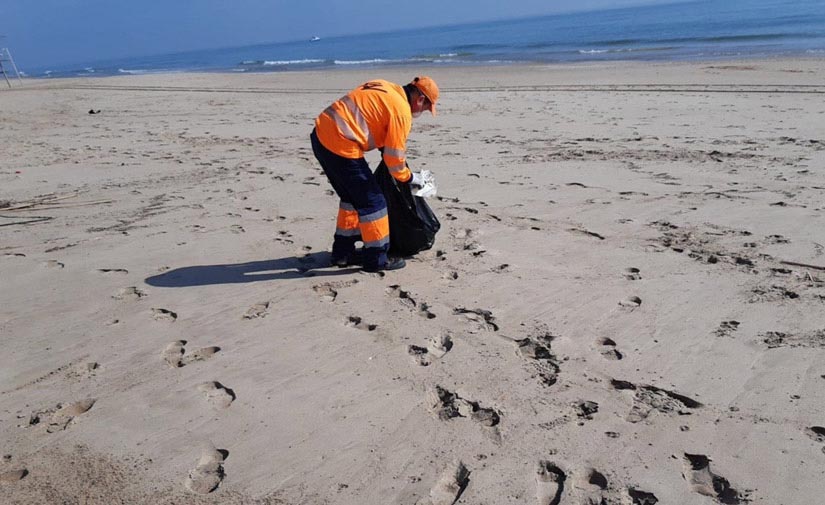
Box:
118 68 181 75
579 49 608 54
333 59 391 65
263 59 324 65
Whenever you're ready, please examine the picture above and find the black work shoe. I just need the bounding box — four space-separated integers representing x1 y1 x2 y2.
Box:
363 257 406 273
330 249 364 268
330 255 349 268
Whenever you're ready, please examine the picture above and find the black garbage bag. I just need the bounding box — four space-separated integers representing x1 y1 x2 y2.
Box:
375 161 440 256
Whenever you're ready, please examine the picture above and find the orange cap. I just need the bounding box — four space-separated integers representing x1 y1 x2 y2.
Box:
411 76 439 115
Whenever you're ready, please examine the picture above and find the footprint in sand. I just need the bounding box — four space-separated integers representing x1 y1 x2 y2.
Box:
805 426 825 453
625 267 642 280
408 345 431 366
682 454 744 504
408 334 454 365
387 285 437 319
453 307 498 332
46 399 96 433
0 469 28 483
421 460 469 505
97 268 129 274
611 379 702 423
152 308 178 321
198 381 235 409
427 386 499 427
427 334 453 358
714 321 740 338
570 468 609 504
313 279 359 302
804 426 825 442
274 230 294 245
442 270 459 281
229 224 245 234
417 302 437 319
573 401 599 420
184 443 227 494
345 316 377 331
243 301 270 319
536 461 565 505
619 296 642 308
568 227 606 240
42 260 64 269
182 346 221 366
162 341 187 368
313 284 338 302
514 335 561 386
596 337 623 360
625 487 659 504
113 286 146 300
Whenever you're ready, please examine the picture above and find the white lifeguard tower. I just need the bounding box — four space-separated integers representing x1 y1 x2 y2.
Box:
0 36 23 88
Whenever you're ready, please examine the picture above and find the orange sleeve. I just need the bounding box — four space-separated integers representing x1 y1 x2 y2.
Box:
382 113 412 182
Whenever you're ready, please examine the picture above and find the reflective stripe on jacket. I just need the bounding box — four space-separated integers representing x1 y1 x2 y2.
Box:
315 80 412 182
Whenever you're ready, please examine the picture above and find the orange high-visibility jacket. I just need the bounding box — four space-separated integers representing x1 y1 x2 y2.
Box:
315 80 412 182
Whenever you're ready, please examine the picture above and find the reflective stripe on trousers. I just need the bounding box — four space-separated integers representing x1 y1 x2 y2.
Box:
311 129 390 269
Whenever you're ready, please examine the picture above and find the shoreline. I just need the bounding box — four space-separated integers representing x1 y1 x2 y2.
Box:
5 57 825 92
18 42 825 79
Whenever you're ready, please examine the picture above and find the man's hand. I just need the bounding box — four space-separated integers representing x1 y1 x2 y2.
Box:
409 171 424 187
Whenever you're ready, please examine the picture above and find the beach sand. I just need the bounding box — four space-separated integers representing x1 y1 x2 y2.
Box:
1 58 825 504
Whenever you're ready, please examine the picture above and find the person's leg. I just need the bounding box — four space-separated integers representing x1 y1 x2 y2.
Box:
311 130 360 263
311 130 400 270
331 201 361 264
354 184 390 271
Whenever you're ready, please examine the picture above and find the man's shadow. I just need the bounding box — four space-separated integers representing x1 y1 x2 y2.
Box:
145 252 357 288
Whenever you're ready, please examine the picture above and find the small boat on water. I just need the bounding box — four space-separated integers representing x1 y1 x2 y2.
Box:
310 36 321 42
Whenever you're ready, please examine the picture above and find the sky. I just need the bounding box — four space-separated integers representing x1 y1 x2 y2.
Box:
2 0 678 69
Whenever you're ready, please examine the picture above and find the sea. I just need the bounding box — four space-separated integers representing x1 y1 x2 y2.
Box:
29 0 825 78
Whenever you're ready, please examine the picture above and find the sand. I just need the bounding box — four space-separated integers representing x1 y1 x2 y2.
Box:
1 58 824 504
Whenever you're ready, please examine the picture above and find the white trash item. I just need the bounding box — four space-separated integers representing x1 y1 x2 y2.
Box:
413 170 437 198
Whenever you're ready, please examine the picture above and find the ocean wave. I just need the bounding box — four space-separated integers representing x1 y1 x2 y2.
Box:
262 59 325 65
578 46 677 55
118 68 180 75
333 59 392 65
411 53 460 61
